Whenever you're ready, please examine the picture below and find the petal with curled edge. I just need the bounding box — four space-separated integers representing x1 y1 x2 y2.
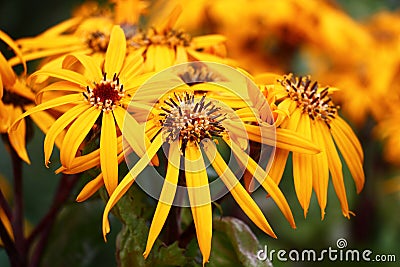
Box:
60 106 101 168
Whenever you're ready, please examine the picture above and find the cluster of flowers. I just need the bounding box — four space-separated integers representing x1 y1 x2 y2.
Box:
0 0 365 265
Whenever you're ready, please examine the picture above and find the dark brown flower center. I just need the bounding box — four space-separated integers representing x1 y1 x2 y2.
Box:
85 73 124 112
279 74 338 127
159 92 226 153
128 28 191 49
86 31 110 52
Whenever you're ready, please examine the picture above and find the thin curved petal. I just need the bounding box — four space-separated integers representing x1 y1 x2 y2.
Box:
331 120 365 193
44 104 89 166
64 54 102 82
318 122 350 218
100 112 119 195
9 94 84 132
311 121 329 219
143 141 180 258
292 114 313 217
203 139 276 238
224 136 296 228
102 134 163 239
35 81 86 104
105 25 126 76
0 30 26 74
185 142 212 266
0 53 16 87
76 173 104 202
332 116 363 161
29 69 91 87
120 49 144 79
8 106 30 164
268 148 289 184
60 107 101 168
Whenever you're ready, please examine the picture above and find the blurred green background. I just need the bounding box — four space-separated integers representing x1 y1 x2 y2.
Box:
0 0 399 266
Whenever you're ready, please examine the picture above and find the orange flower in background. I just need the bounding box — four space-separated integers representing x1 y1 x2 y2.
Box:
256 73 365 219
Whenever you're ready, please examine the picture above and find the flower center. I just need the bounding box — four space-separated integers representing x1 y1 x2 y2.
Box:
178 63 225 86
85 73 124 112
159 92 226 153
129 28 191 49
279 74 338 127
86 31 110 52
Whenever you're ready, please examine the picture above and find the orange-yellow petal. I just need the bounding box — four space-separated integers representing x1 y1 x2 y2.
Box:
185 142 212 266
102 134 163 239
100 111 119 195
76 173 104 202
44 103 88 167
60 106 101 168
104 25 126 77
292 114 313 217
203 139 276 238
143 140 180 258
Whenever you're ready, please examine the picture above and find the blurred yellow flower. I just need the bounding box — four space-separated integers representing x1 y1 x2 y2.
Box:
128 7 232 72
11 0 147 68
102 87 297 265
256 73 365 219
1 31 60 164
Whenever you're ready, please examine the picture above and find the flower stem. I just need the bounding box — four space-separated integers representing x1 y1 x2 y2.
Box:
10 146 27 267
0 215 19 266
0 187 13 222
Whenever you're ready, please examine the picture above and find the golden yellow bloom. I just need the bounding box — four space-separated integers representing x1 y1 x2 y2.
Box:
256 73 365 219
11 0 147 68
375 108 400 166
128 6 232 72
102 76 299 264
10 25 154 197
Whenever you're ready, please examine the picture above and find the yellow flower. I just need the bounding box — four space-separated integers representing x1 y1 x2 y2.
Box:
102 84 298 264
256 73 365 219
10 25 154 197
375 108 400 166
11 0 147 68
129 6 233 72
1 30 59 163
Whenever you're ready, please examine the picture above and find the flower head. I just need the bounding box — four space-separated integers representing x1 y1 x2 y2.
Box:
102 66 299 264
257 73 365 219
10 25 154 197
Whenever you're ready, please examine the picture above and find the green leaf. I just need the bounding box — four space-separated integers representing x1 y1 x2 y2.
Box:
115 185 186 267
209 217 273 267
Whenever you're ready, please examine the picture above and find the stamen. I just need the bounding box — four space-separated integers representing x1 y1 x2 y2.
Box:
84 73 125 112
279 74 338 126
158 92 226 154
